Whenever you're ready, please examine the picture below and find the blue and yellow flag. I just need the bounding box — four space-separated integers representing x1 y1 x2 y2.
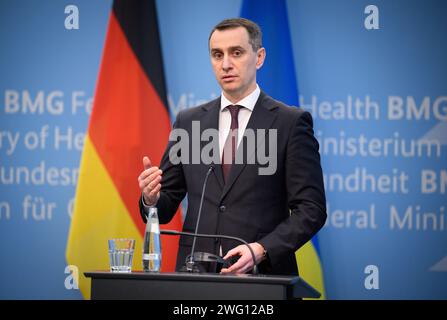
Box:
241 0 326 299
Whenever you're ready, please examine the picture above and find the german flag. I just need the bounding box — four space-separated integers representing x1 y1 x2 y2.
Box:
66 0 182 299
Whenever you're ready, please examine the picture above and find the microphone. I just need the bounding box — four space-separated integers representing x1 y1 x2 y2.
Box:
160 230 258 275
187 165 214 273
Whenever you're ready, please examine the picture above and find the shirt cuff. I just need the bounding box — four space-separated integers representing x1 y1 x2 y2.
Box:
141 193 156 212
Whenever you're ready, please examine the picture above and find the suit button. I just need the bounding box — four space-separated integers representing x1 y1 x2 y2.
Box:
219 205 226 212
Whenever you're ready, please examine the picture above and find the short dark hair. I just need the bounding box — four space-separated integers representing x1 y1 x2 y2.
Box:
208 18 262 52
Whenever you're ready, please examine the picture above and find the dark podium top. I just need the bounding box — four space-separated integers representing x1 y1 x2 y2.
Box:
85 271 320 300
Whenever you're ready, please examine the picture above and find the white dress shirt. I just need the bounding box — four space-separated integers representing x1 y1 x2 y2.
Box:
218 84 260 159
142 85 261 210
217 85 260 257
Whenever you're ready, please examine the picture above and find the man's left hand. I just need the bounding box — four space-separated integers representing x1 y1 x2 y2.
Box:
220 242 266 274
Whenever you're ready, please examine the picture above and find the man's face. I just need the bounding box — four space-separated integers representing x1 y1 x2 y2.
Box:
209 27 265 101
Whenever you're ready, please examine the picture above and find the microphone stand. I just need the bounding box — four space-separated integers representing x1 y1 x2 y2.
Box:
166 165 259 275
187 166 214 272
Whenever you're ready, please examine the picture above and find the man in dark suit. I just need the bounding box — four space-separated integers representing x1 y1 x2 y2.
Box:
138 18 326 275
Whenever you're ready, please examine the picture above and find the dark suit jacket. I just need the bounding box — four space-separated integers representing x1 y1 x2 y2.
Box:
139 91 326 275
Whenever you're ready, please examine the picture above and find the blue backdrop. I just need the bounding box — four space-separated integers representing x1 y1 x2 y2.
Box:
1 0 446 299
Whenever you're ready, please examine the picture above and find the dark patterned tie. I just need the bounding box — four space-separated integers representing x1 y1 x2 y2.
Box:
222 105 241 183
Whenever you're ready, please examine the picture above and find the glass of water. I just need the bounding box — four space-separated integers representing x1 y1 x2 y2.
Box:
108 238 135 273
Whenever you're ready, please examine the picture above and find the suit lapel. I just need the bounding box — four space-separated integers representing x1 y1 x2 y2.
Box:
220 92 278 202
199 99 225 189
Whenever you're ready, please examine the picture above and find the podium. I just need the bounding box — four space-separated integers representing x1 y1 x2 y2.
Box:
85 271 320 300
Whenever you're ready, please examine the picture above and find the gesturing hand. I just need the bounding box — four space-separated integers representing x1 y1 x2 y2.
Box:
138 156 162 206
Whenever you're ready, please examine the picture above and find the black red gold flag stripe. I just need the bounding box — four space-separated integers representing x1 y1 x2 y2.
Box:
66 0 182 299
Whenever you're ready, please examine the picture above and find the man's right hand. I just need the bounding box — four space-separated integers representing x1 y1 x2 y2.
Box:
138 156 162 206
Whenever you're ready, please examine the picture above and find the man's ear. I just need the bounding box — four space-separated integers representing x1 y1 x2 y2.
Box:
256 47 266 70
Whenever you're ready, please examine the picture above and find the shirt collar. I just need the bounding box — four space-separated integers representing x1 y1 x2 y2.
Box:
220 84 260 112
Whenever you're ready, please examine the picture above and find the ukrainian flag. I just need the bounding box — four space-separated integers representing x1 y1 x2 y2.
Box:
241 0 326 299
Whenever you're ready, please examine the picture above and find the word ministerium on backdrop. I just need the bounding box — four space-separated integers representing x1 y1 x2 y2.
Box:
308 93 447 233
